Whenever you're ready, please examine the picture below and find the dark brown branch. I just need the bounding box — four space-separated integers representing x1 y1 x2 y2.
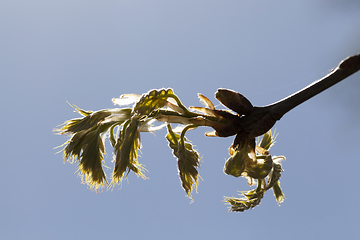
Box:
239 53 360 138
268 53 360 119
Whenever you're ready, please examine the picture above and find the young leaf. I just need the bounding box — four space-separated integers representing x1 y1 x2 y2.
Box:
57 104 116 134
76 127 108 191
111 118 146 187
258 130 276 150
224 189 264 212
61 123 113 191
243 155 273 179
223 145 250 177
133 88 176 115
166 124 201 199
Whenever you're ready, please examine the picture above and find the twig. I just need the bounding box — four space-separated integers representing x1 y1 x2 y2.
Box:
239 53 360 138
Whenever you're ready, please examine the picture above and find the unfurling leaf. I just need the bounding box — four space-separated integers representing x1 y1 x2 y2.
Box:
166 124 201 199
76 127 108 190
223 145 250 177
264 159 284 190
264 158 285 204
272 181 285 204
243 155 273 179
224 189 264 212
57 103 122 134
111 118 146 187
258 130 276 150
61 124 112 191
224 130 286 212
56 88 288 212
55 105 123 191
133 88 176 115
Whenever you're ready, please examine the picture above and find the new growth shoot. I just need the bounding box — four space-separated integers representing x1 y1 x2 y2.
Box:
55 53 360 212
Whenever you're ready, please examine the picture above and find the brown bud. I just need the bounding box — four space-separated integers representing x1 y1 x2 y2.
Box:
215 89 253 116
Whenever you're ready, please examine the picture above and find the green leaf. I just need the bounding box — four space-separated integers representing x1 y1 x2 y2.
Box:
77 128 108 191
133 88 175 115
224 130 286 212
55 104 132 190
111 118 147 187
263 158 285 204
258 129 276 150
109 123 120 148
166 124 201 199
223 145 250 177
58 109 110 134
62 123 113 191
56 103 131 135
224 189 264 212
243 155 273 179
272 181 285 204
264 158 284 191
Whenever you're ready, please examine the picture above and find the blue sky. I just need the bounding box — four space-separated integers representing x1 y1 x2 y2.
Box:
1 1 360 239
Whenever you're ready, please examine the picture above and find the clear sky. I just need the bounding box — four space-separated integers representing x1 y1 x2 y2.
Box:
1 1 360 239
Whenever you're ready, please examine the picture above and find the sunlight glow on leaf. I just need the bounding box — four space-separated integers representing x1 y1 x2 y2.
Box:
55 88 287 211
166 124 201 199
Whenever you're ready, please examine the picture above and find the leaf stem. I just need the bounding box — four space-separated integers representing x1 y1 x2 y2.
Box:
179 125 198 150
166 124 179 147
167 93 195 117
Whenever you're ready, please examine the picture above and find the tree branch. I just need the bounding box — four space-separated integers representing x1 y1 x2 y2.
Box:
239 53 360 138
268 53 360 119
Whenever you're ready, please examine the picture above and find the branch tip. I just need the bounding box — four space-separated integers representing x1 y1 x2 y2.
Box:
339 53 360 70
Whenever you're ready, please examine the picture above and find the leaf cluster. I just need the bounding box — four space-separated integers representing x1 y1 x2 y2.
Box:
224 130 285 212
55 88 286 211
